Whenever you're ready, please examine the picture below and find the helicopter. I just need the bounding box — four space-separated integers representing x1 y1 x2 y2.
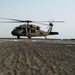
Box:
0 17 64 39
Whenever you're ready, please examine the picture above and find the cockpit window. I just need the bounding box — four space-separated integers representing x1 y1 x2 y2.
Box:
14 27 17 29
14 27 22 30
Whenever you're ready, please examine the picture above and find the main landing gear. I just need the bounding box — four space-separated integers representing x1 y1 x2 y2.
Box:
17 36 20 39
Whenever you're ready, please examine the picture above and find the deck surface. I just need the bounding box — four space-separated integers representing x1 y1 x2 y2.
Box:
0 39 75 75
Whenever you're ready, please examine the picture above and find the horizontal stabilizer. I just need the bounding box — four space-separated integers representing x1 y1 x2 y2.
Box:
49 32 59 35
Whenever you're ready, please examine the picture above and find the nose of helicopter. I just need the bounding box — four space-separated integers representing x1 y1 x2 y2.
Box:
11 29 24 36
11 30 18 36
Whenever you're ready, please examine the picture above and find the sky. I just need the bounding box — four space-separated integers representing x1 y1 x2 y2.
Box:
0 0 75 39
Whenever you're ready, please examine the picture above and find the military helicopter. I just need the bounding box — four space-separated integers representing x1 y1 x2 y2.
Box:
0 17 64 39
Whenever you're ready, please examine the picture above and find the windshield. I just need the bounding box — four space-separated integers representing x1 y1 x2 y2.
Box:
14 27 22 30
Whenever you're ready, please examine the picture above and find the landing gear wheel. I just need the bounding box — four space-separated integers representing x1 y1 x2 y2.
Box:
45 36 47 39
17 36 20 39
28 36 31 39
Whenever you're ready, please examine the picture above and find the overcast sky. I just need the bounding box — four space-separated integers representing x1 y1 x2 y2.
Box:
0 0 75 39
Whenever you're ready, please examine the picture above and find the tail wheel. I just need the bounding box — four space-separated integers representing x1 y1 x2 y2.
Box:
17 36 20 39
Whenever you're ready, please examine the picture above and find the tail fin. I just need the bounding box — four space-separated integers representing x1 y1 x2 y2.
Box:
47 23 53 33
47 23 59 35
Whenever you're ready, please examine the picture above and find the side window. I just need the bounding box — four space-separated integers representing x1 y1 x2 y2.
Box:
23 28 26 33
27 28 30 32
31 29 35 33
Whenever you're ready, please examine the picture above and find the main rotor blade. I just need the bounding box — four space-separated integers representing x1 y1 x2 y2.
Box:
0 17 33 23
0 17 64 24
33 21 64 24
51 21 64 23
0 17 23 21
33 22 48 25
0 17 48 23
0 21 24 23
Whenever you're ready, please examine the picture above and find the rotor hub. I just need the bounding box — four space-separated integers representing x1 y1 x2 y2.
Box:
25 20 32 23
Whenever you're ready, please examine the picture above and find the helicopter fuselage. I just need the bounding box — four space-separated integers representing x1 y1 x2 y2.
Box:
11 24 49 39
